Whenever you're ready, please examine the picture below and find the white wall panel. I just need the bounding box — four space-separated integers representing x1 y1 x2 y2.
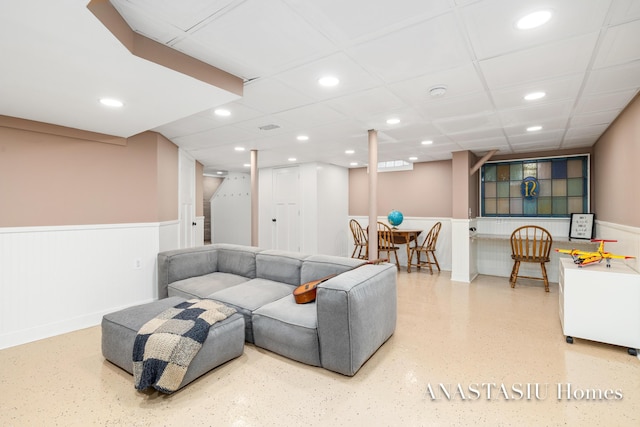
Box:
0 223 168 349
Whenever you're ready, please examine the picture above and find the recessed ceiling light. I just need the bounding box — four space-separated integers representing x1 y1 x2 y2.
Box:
99 98 123 108
234 147 245 151
288 157 297 162
516 10 552 30
214 108 231 117
421 140 433 145
524 91 546 101
527 125 543 132
318 76 339 87
297 135 309 141
216 171 224 175
350 162 359 166
409 156 418 161
386 118 400 125
345 149 355 154
243 163 251 167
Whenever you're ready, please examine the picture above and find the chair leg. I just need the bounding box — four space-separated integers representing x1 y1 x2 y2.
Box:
541 262 549 292
351 246 357 258
510 261 520 288
425 251 433 274
393 250 400 269
429 250 441 272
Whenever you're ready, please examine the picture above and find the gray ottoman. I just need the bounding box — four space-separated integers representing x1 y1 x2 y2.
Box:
101 296 245 390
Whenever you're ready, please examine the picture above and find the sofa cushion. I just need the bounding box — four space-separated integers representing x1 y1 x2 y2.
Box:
216 244 261 278
168 272 250 299
252 295 320 366
208 278 295 342
301 254 363 284
256 250 309 286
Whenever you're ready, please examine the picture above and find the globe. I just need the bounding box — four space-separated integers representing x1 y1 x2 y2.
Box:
387 210 404 228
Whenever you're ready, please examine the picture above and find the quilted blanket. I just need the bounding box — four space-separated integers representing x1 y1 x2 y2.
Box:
133 299 236 393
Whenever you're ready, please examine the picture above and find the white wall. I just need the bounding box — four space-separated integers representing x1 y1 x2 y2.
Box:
260 162 349 256
211 173 251 245
0 222 171 349
317 164 349 256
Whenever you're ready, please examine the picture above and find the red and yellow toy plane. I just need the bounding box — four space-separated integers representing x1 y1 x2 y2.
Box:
556 239 635 268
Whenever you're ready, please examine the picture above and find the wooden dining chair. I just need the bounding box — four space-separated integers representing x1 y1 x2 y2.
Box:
410 222 442 274
349 219 368 259
509 225 553 292
376 222 400 269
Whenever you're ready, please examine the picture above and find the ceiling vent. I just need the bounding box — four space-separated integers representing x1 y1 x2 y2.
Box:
259 124 280 131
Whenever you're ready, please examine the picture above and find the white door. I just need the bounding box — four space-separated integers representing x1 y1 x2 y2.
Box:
179 150 196 248
273 166 299 251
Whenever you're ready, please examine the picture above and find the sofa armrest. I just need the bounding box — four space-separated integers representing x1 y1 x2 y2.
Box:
315 263 397 376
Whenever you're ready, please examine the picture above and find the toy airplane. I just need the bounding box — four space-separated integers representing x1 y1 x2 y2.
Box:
556 239 635 268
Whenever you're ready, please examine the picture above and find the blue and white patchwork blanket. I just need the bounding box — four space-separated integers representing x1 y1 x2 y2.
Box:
132 299 236 393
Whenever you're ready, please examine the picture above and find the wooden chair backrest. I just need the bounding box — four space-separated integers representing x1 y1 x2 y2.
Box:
377 222 396 249
510 225 553 261
421 222 442 251
349 219 367 246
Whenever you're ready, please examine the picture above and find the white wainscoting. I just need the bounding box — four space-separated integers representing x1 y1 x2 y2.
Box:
594 220 640 273
0 222 175 349
347 216 452 272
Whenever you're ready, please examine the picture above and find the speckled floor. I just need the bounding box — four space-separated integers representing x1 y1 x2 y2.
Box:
1 272 639 426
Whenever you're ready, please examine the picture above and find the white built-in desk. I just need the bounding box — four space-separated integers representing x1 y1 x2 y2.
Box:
471 233 598 283
559 257 640 356
471 233 598 247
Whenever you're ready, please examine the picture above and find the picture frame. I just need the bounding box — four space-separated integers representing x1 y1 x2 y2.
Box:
569 213 595 240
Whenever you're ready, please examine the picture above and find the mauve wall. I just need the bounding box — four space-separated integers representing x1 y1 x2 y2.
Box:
0 119 178 227
349 160 453 217
593 94 640 228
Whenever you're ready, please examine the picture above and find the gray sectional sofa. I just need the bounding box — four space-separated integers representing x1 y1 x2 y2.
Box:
157 244 397 376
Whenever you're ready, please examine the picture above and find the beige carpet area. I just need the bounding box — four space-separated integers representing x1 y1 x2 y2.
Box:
1 271 639 426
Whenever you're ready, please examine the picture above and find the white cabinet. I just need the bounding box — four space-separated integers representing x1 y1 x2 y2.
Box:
559 258 640 355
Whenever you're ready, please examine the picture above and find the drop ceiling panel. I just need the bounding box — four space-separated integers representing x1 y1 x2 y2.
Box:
347 13 472 83
499 101 573 127
570 109 622 127
326 87 407 121
186 0 335 75
582 61 640 95
491 75 584 110
238 78 313 114
388 63 486 107
433 113 501 134
417 92 494 120
110 0 237 32
479 33 599 89
274 53 382 101
574 90 637 114
461 0 610 60
154 102 265 138
173 125 258 149
564 123 609 139
594 20 640 69
448 128 506 143
272 103 350 128
109 0 185 43
284 0 451 44
381 123 444 143
457 137 509 151
607 0 640 25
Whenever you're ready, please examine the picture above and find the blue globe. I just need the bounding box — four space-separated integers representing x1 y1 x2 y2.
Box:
387 210 404 228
